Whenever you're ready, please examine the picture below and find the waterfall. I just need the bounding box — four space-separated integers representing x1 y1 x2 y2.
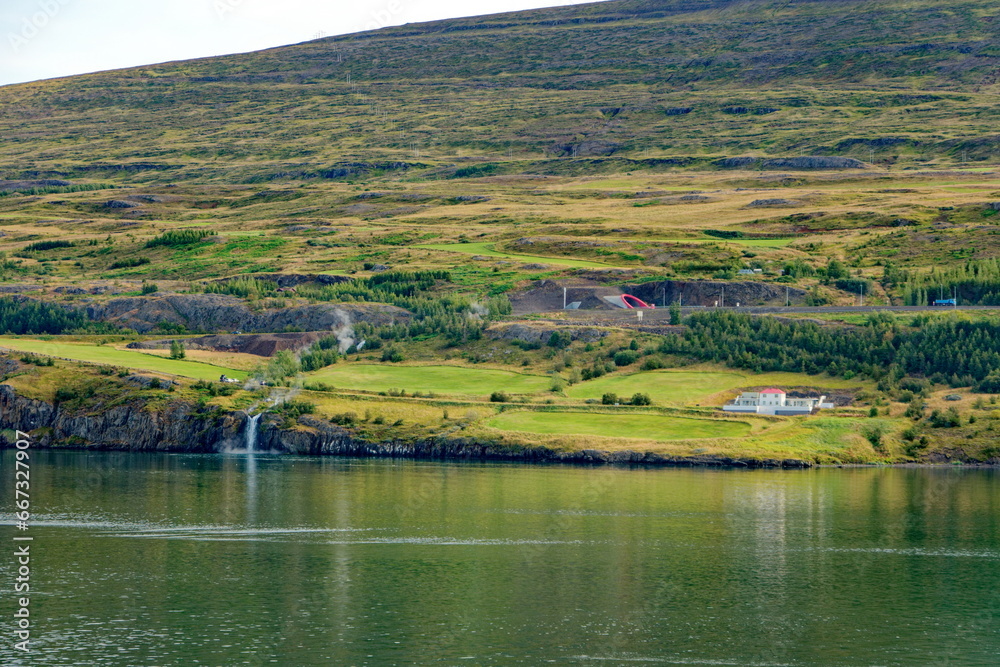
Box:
245 412 263 452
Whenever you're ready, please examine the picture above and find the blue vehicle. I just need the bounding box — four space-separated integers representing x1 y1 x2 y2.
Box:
933 298 957 306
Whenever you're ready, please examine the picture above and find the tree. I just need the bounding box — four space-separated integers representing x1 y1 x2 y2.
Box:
630 392 652 406
826 258 848 280
169 339 186 360
547 331 571 349
602 392 619 405
669 302 681 325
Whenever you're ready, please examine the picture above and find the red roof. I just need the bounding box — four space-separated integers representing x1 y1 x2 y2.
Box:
760 388 786 394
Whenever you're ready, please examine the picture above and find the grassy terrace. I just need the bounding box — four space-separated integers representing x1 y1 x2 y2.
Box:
566 369 868 405
0 338 246 381
488 411 751 442
307 363 551 396
415 242 614 269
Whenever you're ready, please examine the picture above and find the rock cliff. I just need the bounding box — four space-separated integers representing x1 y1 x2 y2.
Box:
85 294 410 333
0 384 809 468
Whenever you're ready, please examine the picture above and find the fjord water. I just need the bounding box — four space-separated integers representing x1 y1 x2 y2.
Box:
2 452 999 666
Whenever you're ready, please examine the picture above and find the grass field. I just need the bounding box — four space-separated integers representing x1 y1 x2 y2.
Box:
488 411 751 441
567 369 867 405
416 242 614 269
567 370 745 405
0 338 246 381
307 363 551 396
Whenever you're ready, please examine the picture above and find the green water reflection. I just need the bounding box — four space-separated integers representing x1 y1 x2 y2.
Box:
1 451 998 665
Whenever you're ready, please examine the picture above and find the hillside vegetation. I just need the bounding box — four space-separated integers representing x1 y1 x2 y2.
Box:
3 0 1000 464
2 0 1000 180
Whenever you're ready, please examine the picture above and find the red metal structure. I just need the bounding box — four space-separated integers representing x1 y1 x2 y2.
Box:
620 294 655 309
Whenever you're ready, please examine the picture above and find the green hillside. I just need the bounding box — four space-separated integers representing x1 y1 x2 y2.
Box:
3 0 1000 464
2 0 1000 183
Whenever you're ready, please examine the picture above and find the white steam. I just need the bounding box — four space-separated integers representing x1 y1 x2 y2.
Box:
467 302 488 320
332 308 356 353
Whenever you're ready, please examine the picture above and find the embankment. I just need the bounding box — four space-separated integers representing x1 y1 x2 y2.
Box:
0 385 809 468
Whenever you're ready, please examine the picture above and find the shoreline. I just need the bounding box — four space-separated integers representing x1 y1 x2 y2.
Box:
3 443 998 470
3 384 997 470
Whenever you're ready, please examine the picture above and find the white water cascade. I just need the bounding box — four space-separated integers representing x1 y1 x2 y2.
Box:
245 412 263 452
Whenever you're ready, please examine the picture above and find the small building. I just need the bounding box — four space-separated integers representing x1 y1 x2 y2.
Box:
723 388 832 416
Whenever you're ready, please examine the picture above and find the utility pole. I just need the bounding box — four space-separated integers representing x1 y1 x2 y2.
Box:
721 285 725 308
563 287 567 310
786 286 790 307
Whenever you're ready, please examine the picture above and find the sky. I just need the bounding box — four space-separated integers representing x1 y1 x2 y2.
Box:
0 0 601 86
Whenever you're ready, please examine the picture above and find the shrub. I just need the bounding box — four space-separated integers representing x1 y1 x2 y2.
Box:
630 393 652 406
23 240 74 252
602 392 619 405
669 302 681 325
330 411 358 426
109 257 150 270
904 398 926 419
613 350 638 366
862 425 885 451
54 387 77 402
280 400 316 418
641 357 665 371
381 347 404 363
145 229 211 248
141 282 159 295
490 391 509 403
547 331 571 349
976 373 1000 394
929 408 961 428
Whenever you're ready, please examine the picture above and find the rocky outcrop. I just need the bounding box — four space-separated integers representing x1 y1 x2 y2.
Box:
626 280 805 308
550 140 621 157
511 279 807 312
0 384 243 452
0 384 811 468
128 332 326 356
718 156 866 170
86 294 410 333
487 322 608 344
747 198 801 208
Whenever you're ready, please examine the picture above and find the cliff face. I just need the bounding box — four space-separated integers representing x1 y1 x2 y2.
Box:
84 294 410 333
0 385 243 452
0 385 809 468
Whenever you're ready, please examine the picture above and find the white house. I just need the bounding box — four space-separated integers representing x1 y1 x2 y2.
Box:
723 388 833 416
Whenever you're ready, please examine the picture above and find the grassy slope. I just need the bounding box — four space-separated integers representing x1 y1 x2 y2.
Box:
488 410 751 442
566 369 867 404
1 0 1000 179
415 242 615 268
0 338 246 381
307 363 551 396
2 0 1000 462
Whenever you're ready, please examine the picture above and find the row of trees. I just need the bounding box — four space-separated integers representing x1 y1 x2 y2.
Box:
662 311 1000 389
0 298 93 335
899 260 1000 305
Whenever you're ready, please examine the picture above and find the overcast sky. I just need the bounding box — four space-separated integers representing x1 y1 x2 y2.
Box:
0 0 599 86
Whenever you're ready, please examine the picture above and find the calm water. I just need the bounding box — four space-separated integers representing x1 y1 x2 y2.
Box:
1 452 999 666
